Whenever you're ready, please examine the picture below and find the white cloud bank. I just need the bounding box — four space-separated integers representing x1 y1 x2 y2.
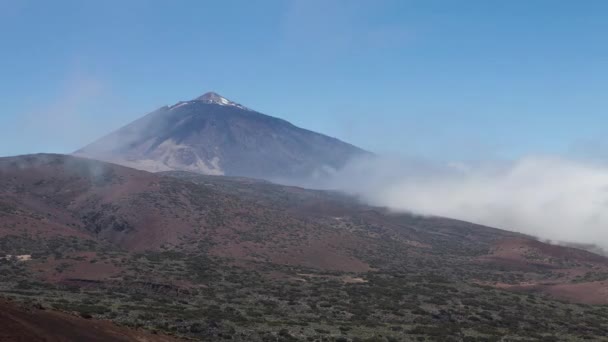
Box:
318 155 608 249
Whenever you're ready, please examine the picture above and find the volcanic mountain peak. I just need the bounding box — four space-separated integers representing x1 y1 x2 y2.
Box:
77 91 368 180
193 91 249 110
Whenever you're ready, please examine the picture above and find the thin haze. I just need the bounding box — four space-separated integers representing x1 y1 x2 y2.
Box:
2 1 608 248
313 155 608 250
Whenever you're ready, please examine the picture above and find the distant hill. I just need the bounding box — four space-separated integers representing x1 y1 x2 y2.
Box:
75 92 368 181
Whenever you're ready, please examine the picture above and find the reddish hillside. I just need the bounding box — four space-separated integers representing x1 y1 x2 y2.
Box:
0 299 177 342
0 154 370 271
2 154 608 340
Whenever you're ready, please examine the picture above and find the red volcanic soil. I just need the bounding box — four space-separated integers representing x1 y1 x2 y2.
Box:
485 237 606 264
0 299 179 342
543 281 608 304
0 154 373 272
494 281 608 305
265 242 371 273
29 254 123 282
5 154 608 305
479 237 608 304
210 232 371 273
477 237 608 271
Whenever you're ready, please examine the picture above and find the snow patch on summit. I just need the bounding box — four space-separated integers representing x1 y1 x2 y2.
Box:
194 92 250 110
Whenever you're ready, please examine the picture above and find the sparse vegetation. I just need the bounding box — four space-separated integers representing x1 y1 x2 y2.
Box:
1 155 608 341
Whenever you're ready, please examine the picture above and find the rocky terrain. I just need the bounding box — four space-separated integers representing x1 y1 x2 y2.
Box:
1 154 608 341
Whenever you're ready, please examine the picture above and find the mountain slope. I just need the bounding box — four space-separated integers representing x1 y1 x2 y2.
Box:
0 299 177 342
3 154 608 340
75 92 368 181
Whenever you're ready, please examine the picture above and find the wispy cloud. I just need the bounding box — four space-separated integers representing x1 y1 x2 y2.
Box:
13 69 107 154
316 154 608 249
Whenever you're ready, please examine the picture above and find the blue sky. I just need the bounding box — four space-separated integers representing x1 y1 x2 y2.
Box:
2 0 608 160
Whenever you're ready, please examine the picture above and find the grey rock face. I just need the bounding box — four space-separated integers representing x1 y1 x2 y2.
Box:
75 92 368 181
